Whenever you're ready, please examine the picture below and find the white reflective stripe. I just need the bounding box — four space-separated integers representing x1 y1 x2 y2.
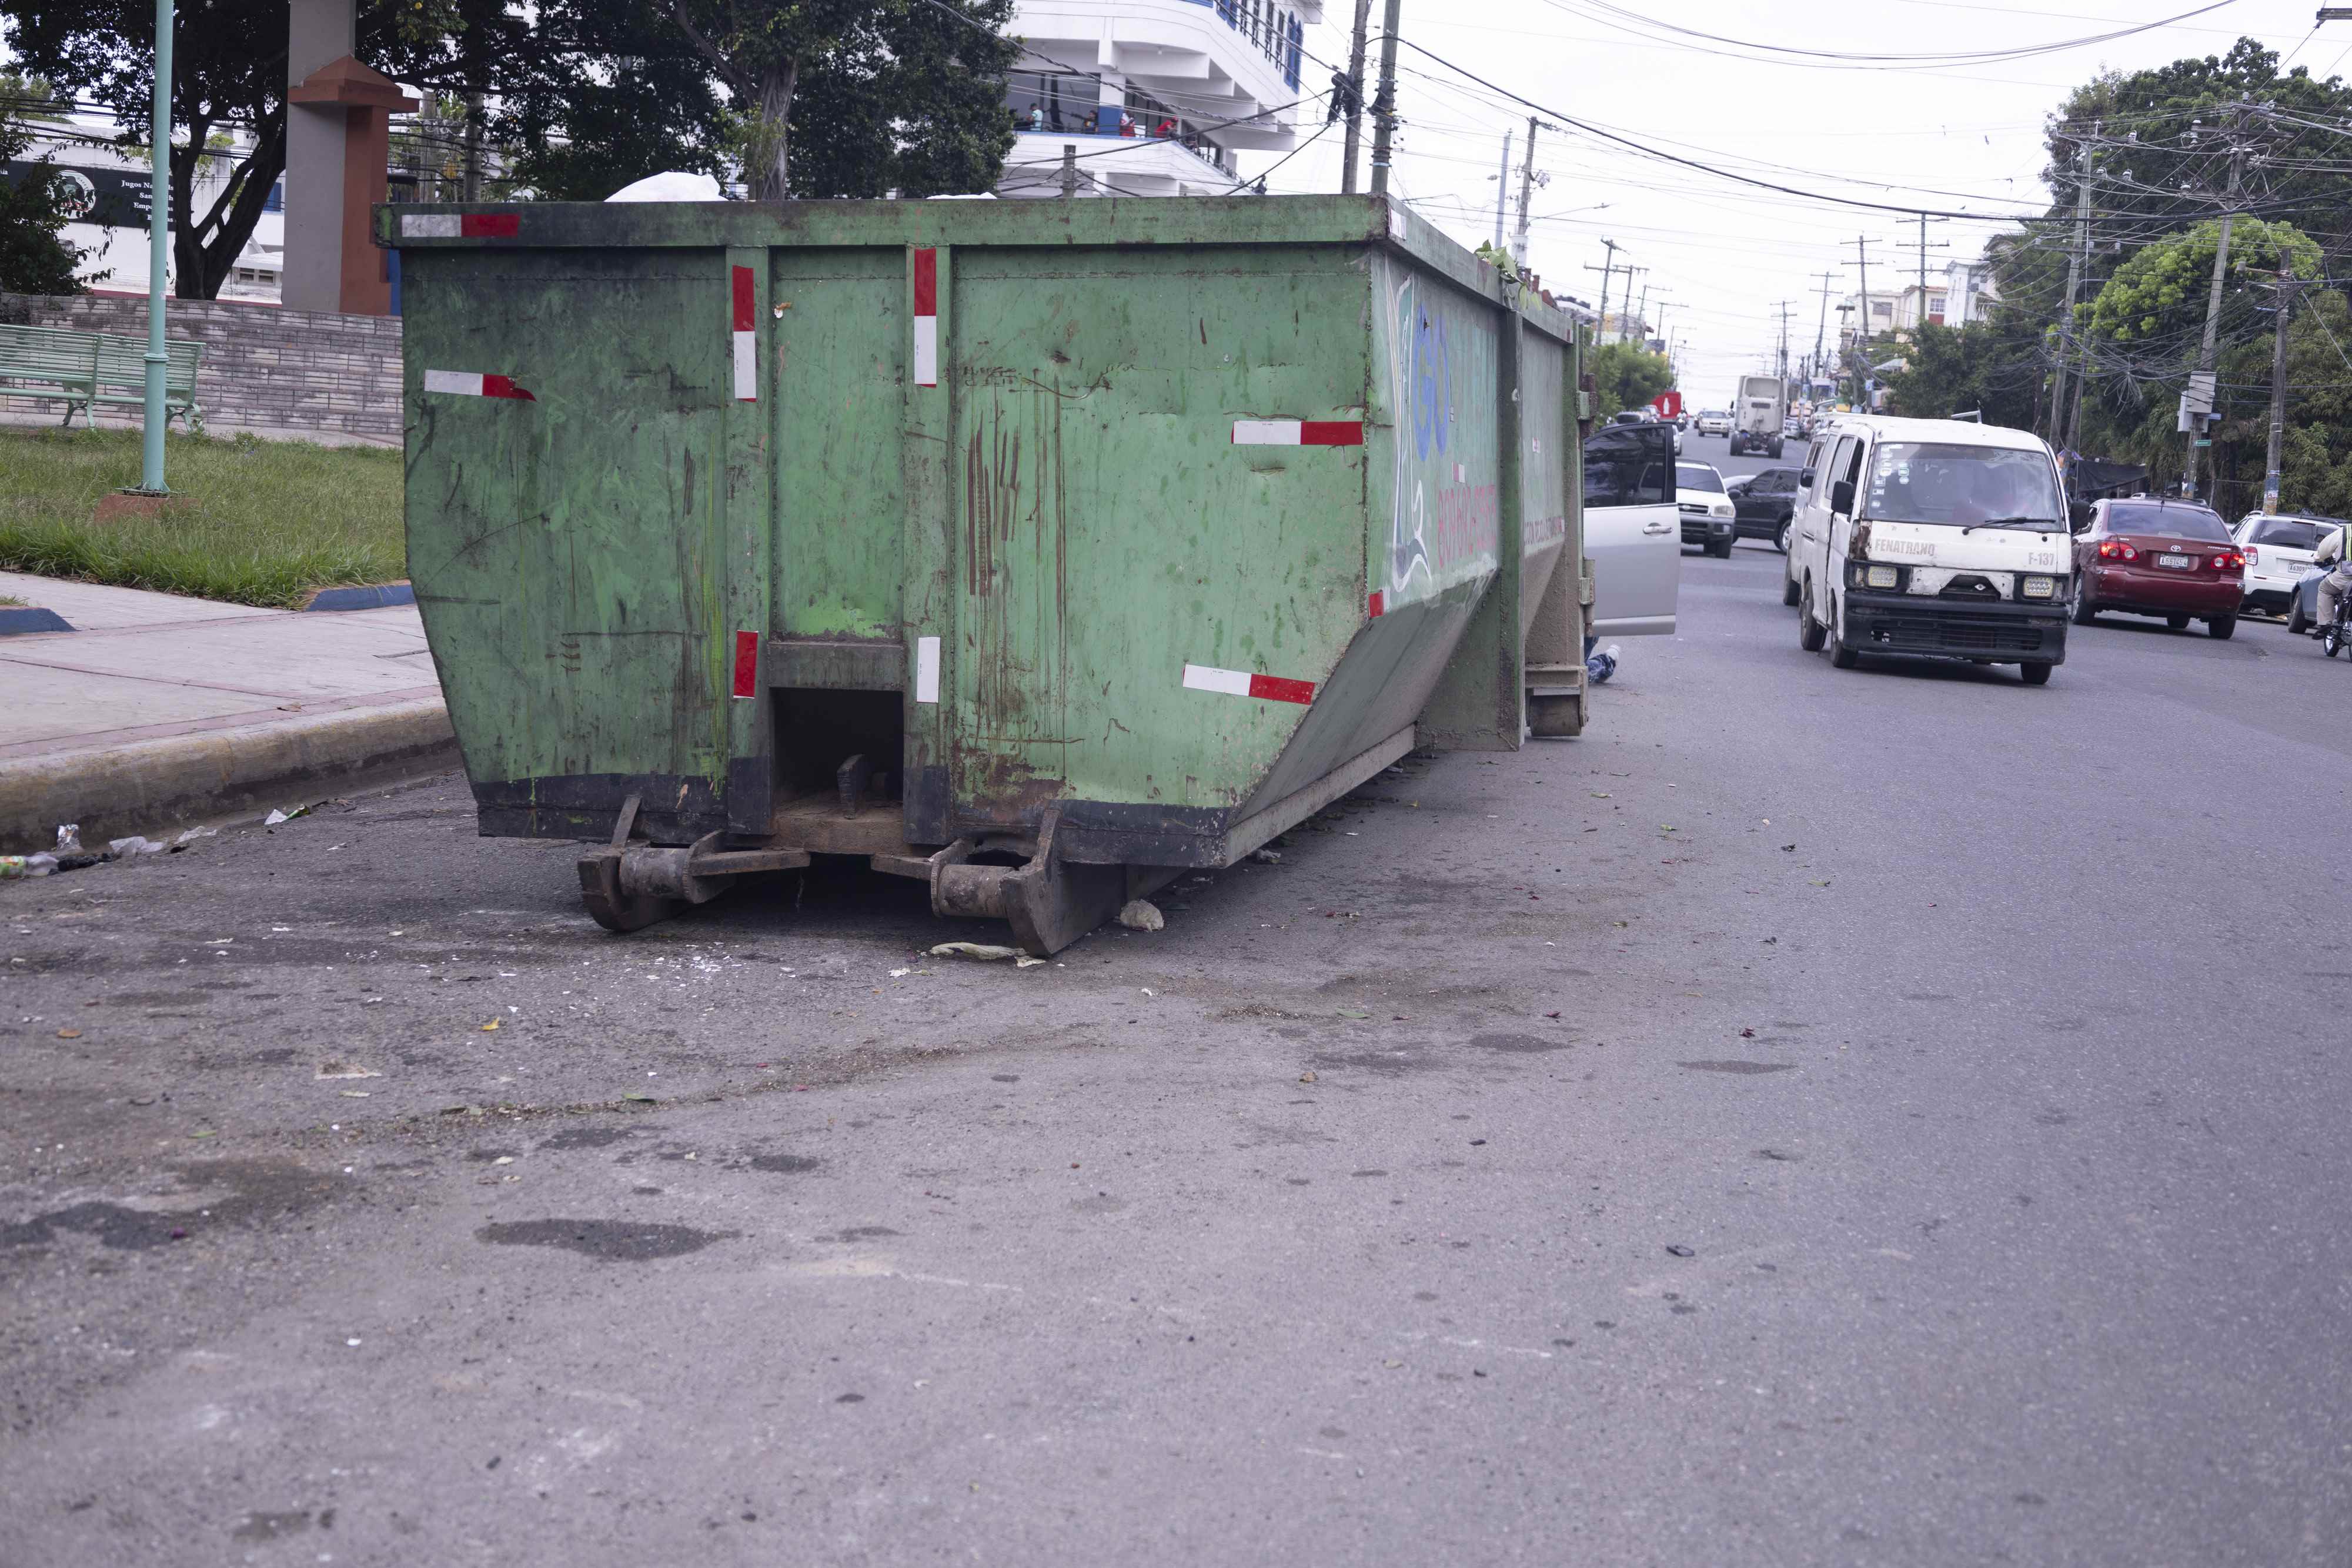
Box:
1232 420 1301 446
913 316 938 387
914 636 941 704
732 331 757 402
422 369 484 396
402 213 461 238
1181 663 1253 697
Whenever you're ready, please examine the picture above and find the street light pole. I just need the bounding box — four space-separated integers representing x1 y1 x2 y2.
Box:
138 0 173 494
1491 128 1511 249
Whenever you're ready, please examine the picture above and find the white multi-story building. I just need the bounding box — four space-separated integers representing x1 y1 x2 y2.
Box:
1942 257 1996 327
995 1 1324 198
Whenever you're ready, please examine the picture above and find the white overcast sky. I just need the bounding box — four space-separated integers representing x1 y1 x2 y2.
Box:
1240 0 2345 399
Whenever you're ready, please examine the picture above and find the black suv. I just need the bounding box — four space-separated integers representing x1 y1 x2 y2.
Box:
1728 466 1803 551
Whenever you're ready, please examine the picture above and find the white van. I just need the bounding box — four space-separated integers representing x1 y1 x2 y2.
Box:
1782 416 2071 684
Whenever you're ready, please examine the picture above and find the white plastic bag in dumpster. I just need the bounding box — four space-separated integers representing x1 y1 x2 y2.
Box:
606 171 726 203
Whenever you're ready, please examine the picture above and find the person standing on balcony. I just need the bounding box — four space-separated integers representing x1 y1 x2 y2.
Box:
1119 111 1137 136
1027 103 1044 131
1155 117 1177 139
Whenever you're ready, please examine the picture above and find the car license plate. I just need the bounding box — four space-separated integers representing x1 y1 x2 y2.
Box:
2158 553 2191 569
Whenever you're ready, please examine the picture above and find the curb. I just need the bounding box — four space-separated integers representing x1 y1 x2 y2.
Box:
0 606 73 635
301 581 416 612
0 697 460 853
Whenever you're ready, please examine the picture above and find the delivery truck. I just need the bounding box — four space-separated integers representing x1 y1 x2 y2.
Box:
1728 374 1785 459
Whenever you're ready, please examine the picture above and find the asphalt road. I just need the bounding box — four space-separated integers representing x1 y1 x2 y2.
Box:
6 524 2349 1566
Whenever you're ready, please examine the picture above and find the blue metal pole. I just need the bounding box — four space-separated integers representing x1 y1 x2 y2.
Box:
140 0 172 493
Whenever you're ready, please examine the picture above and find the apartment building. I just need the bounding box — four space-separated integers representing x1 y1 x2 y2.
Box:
997 0 1324 198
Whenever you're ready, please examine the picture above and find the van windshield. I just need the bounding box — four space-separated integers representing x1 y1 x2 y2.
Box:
1860 442 2062 529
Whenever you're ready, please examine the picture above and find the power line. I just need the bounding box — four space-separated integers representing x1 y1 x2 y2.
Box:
1536 0 2237 69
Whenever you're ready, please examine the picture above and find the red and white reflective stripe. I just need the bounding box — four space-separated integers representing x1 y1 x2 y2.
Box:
731 631 760 699
912 248 938 387
1182 662 1315 706
400 212 519 239
730 265 757 402
422 369 534 402
1231 420 1364 446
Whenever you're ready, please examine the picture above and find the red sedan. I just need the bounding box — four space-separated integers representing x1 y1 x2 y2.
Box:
2072 498 2246 639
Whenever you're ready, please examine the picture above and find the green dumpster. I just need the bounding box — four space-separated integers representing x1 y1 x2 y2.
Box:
383 196 1588 952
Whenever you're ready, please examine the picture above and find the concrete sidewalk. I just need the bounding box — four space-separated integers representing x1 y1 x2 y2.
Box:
0 571 456 851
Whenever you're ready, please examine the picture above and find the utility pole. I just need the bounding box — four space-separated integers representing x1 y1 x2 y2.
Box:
1510 115 1538 266
1057 143 1081 199
1585 239 1621 347
2181 104 2248 501
2264 259 2298 514
1367 0 1402 198
1631 273 1652 346
462 89 485 202
1774 300 1795 383
1855 238 1874 349
1854 236 1876 405
1339 0 1373 193
2049 131 2094 450
1615 266 1647 344
1810 269 1836 392
1491 128 1511 249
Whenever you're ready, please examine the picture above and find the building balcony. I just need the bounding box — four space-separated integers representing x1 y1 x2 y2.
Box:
1008 0 1320 152
999 127 1241 198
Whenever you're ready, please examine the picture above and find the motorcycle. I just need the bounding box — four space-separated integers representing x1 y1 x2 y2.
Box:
2324 581 2351 658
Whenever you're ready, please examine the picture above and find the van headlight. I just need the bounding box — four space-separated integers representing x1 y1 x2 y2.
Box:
1857 563 1899 590
2021 575 2057 599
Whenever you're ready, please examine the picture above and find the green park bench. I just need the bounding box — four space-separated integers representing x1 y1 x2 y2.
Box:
0 323 205 434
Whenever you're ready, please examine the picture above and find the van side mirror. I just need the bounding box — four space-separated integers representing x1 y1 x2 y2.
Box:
1830 479 1856 516
1799 467 1816 487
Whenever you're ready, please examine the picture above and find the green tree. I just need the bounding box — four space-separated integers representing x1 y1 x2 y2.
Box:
490 2 729 199
2046 39 2352 261
2085 218 2321 345
656 0 1018 200
1588 341 1671 420
0 69 71 121
0 105 91 293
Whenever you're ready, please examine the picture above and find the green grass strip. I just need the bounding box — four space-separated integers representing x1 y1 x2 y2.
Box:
0 427 405 608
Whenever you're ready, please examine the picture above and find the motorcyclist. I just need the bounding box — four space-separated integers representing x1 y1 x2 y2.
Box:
2317 524 2351 634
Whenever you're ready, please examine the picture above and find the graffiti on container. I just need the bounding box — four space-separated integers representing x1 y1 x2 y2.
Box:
1382 270 1496 607
1526 513 1568 550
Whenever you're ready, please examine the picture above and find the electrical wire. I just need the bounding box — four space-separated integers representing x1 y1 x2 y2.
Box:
1540 0 2239 69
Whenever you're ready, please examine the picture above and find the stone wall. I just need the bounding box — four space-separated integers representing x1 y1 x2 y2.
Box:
0 293 401 447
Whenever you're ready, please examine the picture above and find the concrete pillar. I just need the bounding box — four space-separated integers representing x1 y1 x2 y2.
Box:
282 0 416 316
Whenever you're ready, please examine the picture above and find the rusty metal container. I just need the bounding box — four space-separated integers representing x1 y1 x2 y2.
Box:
383 195 1586 950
